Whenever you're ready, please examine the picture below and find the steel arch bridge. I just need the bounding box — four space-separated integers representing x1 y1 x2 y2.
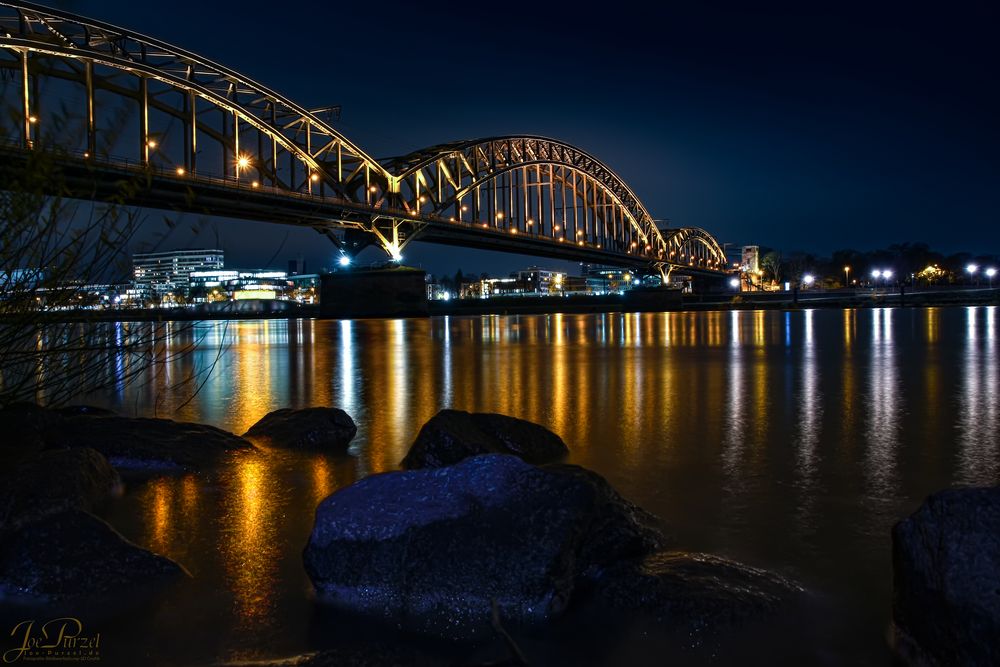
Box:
0 1 727 279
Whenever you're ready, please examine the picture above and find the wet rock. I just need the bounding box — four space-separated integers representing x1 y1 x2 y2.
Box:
1 403 255 471
401 410 568 469
0 447 121 533
0 509 188 602
0 403 51 468
543 463 666 577
56 405 118 417
222 645 441 667
592 551 803 637
303 454 663 640
892 486 1000 666
243 407 357 450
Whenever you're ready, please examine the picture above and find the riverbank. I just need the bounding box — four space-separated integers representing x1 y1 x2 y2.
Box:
432 285 999 315
5 286 997 323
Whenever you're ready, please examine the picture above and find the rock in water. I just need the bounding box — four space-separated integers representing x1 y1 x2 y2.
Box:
892 486 1000 666
593 551 802 637
244 407 357 450
0 447 121 533
401 410 568 469
0 403 255 471
303 454 663 639
0 509 188 602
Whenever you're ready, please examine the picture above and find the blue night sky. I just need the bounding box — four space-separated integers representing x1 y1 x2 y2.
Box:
51 1 1000 275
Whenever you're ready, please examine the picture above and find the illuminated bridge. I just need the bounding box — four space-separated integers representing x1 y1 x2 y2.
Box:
0 1 727 280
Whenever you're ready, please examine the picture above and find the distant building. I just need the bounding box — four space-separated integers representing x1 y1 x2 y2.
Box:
132 249 224 299
581 264 635 293
741 246 760 274
740 245 761 291
516 267 565 294
287 256 307 275
188 269 288 302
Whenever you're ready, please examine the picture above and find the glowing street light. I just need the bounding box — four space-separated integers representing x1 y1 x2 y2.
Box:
843 265 851 287
802 274 815 287
987 267 997 288
236 154 251 172
729 277 740 289
338 255 351 267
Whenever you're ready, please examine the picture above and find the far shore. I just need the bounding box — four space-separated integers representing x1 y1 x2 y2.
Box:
5 286 998 323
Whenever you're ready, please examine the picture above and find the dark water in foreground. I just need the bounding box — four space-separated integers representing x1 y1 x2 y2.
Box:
9 307 999 665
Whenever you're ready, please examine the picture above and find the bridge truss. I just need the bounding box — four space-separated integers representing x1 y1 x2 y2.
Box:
0 1 727 278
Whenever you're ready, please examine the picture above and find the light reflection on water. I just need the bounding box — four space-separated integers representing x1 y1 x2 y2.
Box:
957 306 999 484
84 307 998 664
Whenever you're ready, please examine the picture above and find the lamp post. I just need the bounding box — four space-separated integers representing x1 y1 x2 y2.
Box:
871 269 881 290
844 265 851 288
967 264 979 286
987 267 997 288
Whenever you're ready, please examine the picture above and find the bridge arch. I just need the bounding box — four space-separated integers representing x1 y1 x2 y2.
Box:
0 2 728 276
384 136 727 272
0 1 391 203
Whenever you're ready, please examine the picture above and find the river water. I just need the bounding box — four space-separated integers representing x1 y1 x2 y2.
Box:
22 307 1000 664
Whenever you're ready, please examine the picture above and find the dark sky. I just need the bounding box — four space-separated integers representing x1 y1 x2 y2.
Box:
54 0 1000 275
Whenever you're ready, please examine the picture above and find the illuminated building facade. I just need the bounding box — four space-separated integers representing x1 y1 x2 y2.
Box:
132 249 224 299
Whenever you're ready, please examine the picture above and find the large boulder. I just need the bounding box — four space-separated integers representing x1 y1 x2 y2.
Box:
0 509 188 602
401 410 568 469
0 403 255 471
243 407 357 450
892 486 1000 666
303 454 663 639
592 551 803 637
0 447 121 533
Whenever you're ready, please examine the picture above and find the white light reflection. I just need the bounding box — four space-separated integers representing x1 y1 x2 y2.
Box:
337 320 357 418
722 317 747 482
440 316 453 406
864 308 901 514
390 319 409 441
794 309 822 536
957 307 999 484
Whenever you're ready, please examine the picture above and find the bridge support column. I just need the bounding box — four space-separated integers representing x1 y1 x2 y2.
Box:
369 217 426 261
319 267 428 319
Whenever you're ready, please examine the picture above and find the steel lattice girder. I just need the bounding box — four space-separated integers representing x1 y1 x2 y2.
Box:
0 0 391 203
0 1 728 273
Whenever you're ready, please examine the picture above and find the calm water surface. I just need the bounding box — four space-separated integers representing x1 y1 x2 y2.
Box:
42 307 1000 664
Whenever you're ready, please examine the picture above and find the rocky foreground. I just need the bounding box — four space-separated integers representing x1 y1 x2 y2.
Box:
2 401 996 664
892 486 1000 666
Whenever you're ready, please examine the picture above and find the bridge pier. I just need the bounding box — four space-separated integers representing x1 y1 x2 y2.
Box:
319 267 428 319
